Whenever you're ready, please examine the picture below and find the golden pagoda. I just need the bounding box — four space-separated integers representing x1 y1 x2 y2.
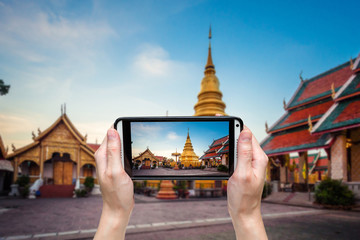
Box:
194 26 226 116
180 130 200 168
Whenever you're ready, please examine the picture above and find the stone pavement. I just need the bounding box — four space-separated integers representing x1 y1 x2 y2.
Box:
0 193 359 239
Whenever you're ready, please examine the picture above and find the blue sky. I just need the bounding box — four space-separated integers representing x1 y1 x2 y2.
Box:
0 0 359 150
131 121 229 159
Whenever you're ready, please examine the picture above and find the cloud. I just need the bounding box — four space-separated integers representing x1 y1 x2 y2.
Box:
167 131 179 140
133 44 172 77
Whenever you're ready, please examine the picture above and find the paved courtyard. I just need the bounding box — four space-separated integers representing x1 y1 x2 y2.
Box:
133 167 227 176
0 195 359 239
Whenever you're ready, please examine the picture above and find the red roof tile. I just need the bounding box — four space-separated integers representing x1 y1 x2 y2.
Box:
211 136 229 147
333 101 360 123
262 128 331 156
263 130 319 152
280 101 333 126
297 67 352 102
205 146 221 153
155 156 164 161
317 158 328 167
201 151 220 159
87 143 100 152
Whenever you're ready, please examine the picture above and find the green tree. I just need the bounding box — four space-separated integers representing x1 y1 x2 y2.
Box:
0 80 10 96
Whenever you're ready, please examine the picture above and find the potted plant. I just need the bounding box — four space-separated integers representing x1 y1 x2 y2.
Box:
16 175 30 198
84 176 95 194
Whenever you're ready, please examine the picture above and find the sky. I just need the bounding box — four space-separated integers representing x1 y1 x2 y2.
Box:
0 0 359 151
130 121 229 159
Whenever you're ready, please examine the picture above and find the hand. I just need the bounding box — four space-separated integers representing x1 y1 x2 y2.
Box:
94 126 134 240
227 126 268 240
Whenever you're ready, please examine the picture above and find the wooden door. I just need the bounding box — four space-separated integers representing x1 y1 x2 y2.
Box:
53 161 73 185
83 167 92 177
53 161 64 185
63 162 73 185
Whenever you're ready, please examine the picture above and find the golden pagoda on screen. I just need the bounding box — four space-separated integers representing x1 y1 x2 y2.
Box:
179 131 201 168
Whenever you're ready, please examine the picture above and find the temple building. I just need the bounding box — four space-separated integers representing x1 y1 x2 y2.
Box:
180 131 200 168
0 136 12 195
200 135 229 167
133 148 160 169
6 112 99 197
261 54 360 196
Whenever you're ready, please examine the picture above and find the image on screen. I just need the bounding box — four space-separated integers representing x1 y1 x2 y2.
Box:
130 121 230 177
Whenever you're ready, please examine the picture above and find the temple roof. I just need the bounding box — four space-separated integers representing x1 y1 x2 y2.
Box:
0 136 7 160
286 60 353 109
133 148 160 161
335 74 360 101
200 135 229 159
312 95 360 134
210 135 229 147
7 113 95 159
261 126 332 156
269 100 333 133
88 143 100 152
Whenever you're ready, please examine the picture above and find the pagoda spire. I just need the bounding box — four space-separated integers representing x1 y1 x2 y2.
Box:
194 26 226 116
206 26 214 69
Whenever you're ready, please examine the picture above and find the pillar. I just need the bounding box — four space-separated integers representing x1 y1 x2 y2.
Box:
330 134 347 181
13 157 19 183
77 148 81 179
298 152 308 184
351 128 360 181
39 145 44 179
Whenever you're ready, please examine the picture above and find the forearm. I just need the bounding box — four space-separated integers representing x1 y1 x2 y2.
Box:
231 210 267 240
94 206 132 240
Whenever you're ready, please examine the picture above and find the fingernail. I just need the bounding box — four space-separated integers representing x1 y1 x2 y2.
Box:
107 129 116 140
240 131 251 142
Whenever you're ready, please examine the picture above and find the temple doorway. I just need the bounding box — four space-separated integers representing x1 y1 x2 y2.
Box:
44 152 75 185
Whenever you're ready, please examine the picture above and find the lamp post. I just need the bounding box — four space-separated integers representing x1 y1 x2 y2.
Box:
172 149 181 170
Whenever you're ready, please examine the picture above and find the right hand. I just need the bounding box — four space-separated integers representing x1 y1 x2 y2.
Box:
227 126 268 239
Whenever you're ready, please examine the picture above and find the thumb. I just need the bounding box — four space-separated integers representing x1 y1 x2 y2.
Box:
236 128 253 176
106 128 123 171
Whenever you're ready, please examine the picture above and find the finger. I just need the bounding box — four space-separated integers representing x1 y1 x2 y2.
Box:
235 127 253 177
106 128 124 173
94 134 108 175
251 135 268 177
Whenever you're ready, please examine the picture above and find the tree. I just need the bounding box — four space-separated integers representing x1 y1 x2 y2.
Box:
0 80 10 96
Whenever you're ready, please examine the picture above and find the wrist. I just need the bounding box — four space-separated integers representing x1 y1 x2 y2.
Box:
231 210 267 240
94 204 133 240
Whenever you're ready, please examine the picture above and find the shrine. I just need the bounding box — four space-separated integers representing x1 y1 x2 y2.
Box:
261 54 360 196
133 148 160 169
6 111 99 197
179 131 200 168
200 135 229 167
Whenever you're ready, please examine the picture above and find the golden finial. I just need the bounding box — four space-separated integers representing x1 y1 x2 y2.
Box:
331 83 336 99
37 128 41 135
283 98 287 110
308 115 313 132
84 134 88 142
205 25 214 70
209 25 212 39
11 144 16 152
32 131 36 140
299 70 304 82
350 57 354 69
265 121 269 133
